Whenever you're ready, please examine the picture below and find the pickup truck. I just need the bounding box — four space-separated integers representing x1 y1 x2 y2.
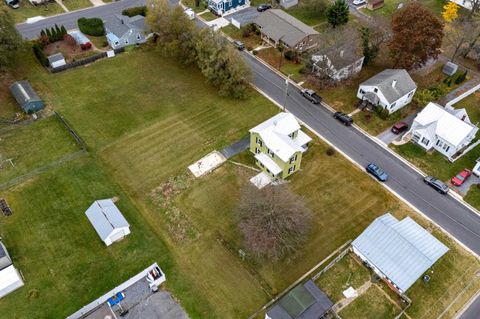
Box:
5 0 20 9
301 89 322 104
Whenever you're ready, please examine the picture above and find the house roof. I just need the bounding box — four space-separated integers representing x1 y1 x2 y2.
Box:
255 153 282 175
67 30 90 45
442 62 458 76
85 199 130 241
312 43 363 70
352 213 449 292
250 112 311 162
360 69 417 104
254 9 319 48
413 102 478 147
0 242 12 272
9 81 42 106
47 53 65 64
266 280 333 319
105 14 145 39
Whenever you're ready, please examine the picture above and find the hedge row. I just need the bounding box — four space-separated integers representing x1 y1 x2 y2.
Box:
78 17 104 36
51 47 125 73
122 6 147 17
32 43 49 67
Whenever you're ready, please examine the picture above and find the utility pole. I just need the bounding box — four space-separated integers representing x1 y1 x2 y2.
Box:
283 74 292 112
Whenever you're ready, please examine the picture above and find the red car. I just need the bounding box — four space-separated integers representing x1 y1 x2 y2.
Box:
451 169 472 186
391 122 408 134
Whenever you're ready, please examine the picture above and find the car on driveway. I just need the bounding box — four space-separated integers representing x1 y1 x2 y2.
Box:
451 169 472 186
333 112 353 126
391 121 408 134
366 163 388 181
424 176 449 194
352 0 366 5
257 3 272 11
233 40 245 51
301 89 322 104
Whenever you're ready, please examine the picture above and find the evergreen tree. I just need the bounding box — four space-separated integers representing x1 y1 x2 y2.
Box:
60 25 67 37
326 0 349 28
46 28 53 42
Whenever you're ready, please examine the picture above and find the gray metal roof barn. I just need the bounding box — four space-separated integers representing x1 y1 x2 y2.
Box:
352 213 449 293
9 81 44 114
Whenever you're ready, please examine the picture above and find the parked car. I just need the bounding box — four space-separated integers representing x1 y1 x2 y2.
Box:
5 0 19 8
301 89 322 104
257 3 272 11
184 8 195 20
424 176 449 194
352 0 366 5
366 163 388 182
233 40 245 51
391 121 408 134
333 112 353 126
451 169 472 186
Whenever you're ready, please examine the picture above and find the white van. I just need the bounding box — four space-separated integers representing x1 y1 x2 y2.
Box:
184 8 195 20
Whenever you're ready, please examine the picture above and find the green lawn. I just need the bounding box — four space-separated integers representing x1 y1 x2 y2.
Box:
285 6 327 26
452 91 480 124
339 285 401 319
256 47 306 83
361 0 444 18
315 254 371 302
221 25 263 50
62 0 93 11
182 0 208 12
0 116 82 186
0 1 65 23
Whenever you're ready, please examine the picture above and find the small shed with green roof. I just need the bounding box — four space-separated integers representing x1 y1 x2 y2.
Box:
9 81 44 114
265 280 333 319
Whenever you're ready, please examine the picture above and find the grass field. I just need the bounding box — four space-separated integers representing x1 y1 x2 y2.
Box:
0 116 81 186
361 0 444 18
0 1 65 23
62 0 92 11
339 285 401 319
285 5 327 26
2 46 480 318
452 91 480 124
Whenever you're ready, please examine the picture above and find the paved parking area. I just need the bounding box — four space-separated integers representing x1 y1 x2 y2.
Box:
225 7 260 27
454 174 480 196
377 114 416 145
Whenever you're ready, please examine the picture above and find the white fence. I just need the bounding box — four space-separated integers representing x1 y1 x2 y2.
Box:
66 262 165 319
445 83 480 109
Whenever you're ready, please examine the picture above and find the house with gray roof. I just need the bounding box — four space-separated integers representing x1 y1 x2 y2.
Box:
9 81 44 114
85 199 131 246
357 69 417 114
352 213 449 294
254 10 320 53
105 14 147 49
311 44 364 81
265 280 333 319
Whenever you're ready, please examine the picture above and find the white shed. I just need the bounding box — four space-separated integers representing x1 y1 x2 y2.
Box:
0 265 24 298
85 199 130 246
47 53 67 69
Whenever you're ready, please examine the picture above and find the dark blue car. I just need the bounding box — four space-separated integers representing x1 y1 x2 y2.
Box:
366 163 388 182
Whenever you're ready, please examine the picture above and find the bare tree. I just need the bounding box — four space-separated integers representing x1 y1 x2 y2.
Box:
236 184 312 261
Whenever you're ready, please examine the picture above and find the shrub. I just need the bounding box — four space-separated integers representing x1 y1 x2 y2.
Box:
32 43 48 67
455 71 468 84
375 106 389 120
80 42 92 50
284 50 295 61
326 146 336 156
78 17 105 36
121 6 147 17
252 50 258 55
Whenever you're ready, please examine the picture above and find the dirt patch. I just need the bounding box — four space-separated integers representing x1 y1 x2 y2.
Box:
43 40 97 63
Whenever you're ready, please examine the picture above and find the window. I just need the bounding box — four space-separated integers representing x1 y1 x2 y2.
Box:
288 165 296 174
443 143 450 153
360 89 365 94
268 148 275 158
229 0 232 6
114 41 119 46
137 34 141 40
256 137 263 147
255 148 260 154
374 88 378 93
125 39 129 44
421 137 430 146
390 102 396 109
288 132 295 138
289 154 297 164
436 140 443 147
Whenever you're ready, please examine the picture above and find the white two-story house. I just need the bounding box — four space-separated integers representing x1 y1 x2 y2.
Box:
409 102 478 158
357 69 417 114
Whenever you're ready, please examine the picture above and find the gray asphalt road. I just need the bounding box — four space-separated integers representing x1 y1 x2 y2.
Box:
16 0 148 39
15 5 480 318
459 295 480 319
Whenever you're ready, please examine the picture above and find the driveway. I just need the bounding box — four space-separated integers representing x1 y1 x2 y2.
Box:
224 7 259 28
377 113 416 145
219 136 249 159
453 174 480 196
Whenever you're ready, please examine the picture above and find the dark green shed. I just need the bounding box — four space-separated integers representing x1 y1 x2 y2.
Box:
9 81 45 114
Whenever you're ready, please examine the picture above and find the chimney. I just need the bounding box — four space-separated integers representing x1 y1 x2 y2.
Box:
340 50 344 58
392 80 397 88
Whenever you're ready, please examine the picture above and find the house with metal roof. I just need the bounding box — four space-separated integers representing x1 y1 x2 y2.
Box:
265 280 333 319
104 14 147 50
0 241 24 299
357 69 417 114
352 213 449 294
254 10 320 53
9 81 44 114
409 102 478 159
249 112 311 180
85 199 131 246
311 43 364 81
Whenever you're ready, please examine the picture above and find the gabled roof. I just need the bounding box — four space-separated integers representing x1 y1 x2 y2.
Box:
312 43 363 70
105 14 145 38
254 10 319 48
9 81 42 106
47 53 65 64
413 102 478 147
250 113 311 162
267 280 333 319
360 69 417 104
85 199 130 241
352 213 449 292
0 242 12 272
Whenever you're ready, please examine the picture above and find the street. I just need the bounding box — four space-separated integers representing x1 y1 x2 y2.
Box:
15 2 480 317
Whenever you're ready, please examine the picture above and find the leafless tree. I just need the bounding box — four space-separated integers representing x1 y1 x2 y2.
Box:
236 184 312 261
